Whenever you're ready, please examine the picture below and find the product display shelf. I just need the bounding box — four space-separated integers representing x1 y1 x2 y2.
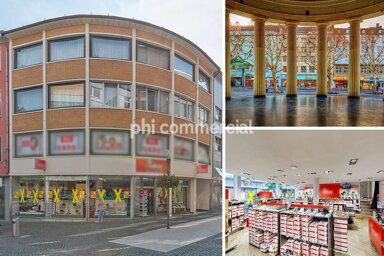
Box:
248 206 284 255
333 211 349 253
228 201 245 234
279 209 334 256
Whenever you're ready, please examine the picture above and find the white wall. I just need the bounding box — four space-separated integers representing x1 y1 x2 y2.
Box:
196 179 210 210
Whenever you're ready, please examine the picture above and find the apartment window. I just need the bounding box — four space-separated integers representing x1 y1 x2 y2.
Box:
335 66 343 74
309 66 315 73
49 83 84 109
174 136 194 161
137 42 170 69
14 43 42 69
198 143 210 164
198 105 209 127
175 54 194 80
14 86 43 113
198 70 210 92
136 86 169 114
283 56 287 62
48 36 84 62
49 130 85 156
91 36 131 60
215 106 222 122
215 137 222 152
174 95 194 120
301 66 307 73
90 82 132 108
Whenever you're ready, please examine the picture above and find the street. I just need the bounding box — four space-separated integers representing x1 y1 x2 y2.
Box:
0 211 222 256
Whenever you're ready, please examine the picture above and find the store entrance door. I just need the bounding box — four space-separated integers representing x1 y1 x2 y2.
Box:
47 176 87 218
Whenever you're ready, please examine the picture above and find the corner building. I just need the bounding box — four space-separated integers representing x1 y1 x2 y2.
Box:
5 15 219 219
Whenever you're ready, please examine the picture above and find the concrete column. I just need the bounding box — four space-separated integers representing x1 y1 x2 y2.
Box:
253 18 266 97
276 182 280 198
286 23 298 96
44 177 49 217
130 176 135 219
225 9 232 99
317 24 328 96
313 177 320 204
4 177 10 221
348 20 361 98
233 175 242 200
189 178 196 213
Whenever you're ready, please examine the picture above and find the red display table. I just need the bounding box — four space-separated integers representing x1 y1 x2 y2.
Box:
368 216 384 255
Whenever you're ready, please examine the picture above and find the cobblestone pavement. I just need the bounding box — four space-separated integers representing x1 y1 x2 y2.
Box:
0 211 222 256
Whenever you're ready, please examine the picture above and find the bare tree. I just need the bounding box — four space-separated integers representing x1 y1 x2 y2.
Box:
265 25 287 92
230 23 254 66
360 28 384 93
303 26 348 91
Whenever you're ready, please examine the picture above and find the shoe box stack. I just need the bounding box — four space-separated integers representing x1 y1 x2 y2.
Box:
280 214 292 236
301 215 313 241
309 222 319 243
231 204 238 218
231 216 239 231
259 232 278 253
317 221 328 246
286 216 294 237
334 217 348 252
249 228 264 247
293 215 301 239
280 239 294 254
302 241 310 255
238 204 244 223
293 240 302 255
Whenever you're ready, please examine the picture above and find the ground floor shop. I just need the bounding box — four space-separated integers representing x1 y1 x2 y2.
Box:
9 175 211 219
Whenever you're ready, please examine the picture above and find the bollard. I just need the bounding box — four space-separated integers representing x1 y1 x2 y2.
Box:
12 217 19 237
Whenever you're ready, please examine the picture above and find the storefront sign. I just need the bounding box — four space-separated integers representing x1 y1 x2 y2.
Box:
91 130 130 155
34 159 46 171
136 158 168 173
53 189 60 203
50 130 85 155
114 188 122 202
320 184 341 199
247 191 255 204
198 144 210 164
196 164 209 174
174 137 194 161
97 189 106 202
72 189 79 203
140 189 148 195
258 191 273 198
15 133 43 157
136 134 169 157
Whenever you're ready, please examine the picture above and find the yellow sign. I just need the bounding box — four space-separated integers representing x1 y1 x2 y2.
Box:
247 191 255 204
72 189 79 203
39 190 44 199
48 191 53 199
20 189 25 203
124 191 129 199
32 189 39 203
14 191 19 199
97 189 106 202
53 188 60 203
79 190 85 200
114 188 122 202
90 191 96 199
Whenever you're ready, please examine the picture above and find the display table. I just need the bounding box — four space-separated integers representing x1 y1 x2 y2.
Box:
368 216 384 255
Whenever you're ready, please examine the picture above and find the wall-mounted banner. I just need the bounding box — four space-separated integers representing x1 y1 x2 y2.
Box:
174 137 194 161
198 143 210 164
136 158 168 173
319 184 341 199
136 134 169 157
196 164 208 174
91 130 130 155
34 159 46 171
15 132 43 157
50 130 85 155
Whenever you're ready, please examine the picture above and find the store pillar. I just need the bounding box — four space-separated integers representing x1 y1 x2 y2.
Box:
225 8 232 99
189 178 196 213
45 177 49 217
130 176 135 219
286 23 298 96
253 17 266 97
348 19 361 98
313 177 320 204
317 24 328 97
233 175 242 200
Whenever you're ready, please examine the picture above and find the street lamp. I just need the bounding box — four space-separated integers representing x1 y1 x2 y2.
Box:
166 151 171 229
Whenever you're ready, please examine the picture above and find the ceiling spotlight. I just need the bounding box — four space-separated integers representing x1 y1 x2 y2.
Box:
349 159 359 165
290 165 298 170
296 173 301 176
241 172 251 176
301 182 306 184
307 172 317 175
377 170 384 174
277 170 285 172
347 173 352 175
324 171 334 174
281 175 287 178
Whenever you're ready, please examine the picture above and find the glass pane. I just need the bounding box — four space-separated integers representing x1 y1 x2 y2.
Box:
118 84 131 109
15 133 43 157
15 44 42 68
174 137 194 161
198 71 210 92
14 177 45 216
198 144 210 164
49 83 84 108
137 42 170 69
175 55 194 80
91 130 130 155
49 130 85 155
90 82 103 107
136 87 147 110
147 89 158 112
136 133 169 157
104 84 117 107
180 99 187 118
188 103 193 120
159 91 169 114
15 87 43 113
49 37 84 61
91 37 130 60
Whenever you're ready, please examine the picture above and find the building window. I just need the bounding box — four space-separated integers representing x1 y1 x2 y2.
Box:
90 82 132 108
174 95 194 121
49 130 85 156
14 43 42 69
215 137 222 152
174 136 194 161
283 56 287 62
309 66 315 73
14 86 43 114
215 106 222 122
301 66 307 73
198 70 210 92
48 37 84 62
49 83 85 109
198 106 209 127
91 36 131 60
91 129 130 155
136 86 169 114
175 54 194 81
198 143 210 164
15 132 43 157
136 133 169 158
137 42 170 70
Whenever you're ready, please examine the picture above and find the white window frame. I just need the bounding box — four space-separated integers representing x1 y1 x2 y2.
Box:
136 86 169 114
90 82 132 109
174 94 194 121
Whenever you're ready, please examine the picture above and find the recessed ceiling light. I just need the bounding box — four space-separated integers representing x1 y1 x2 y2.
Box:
349 159 359 165
281 175 287 178
324 171 334 174
241 172 251 176
277 170 285 172
377 170 384 174
301 182 306 184
296 173 301 176
307 172 317 175
291 165 298 170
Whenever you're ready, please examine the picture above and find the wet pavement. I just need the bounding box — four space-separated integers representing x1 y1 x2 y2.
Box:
226 88 384 126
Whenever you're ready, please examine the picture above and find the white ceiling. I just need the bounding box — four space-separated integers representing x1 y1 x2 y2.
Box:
226 130 384 186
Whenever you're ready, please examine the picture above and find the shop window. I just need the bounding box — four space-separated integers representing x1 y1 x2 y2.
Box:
135 86 169 114
14 86 43 113
136 133 169 158
198 143 210 164
90 82 132 109
48 37 84 62
135 177 155 217
137 41 170 70
49 83 85 109
198 70 210 92
175 54 194 81
91 129 130 155
91 36 131 60
15 132 43 158
13 177 45 216
14 43 42 69
174 136 194 161
174 95 194 121
198 105 209 128
48 130 85 156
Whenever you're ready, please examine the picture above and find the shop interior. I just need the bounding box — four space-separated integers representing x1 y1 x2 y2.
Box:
225 130 384 256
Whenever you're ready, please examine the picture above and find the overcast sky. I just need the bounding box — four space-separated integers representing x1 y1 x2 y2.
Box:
0 0 222 67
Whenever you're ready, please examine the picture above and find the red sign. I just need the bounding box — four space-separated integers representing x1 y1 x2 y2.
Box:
225 188 229 200
320 184 341 199
34 159 46 171
258 192 273 198
136 158 168 173
368 216 384 255
196 164 209 174
139 189 148 195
